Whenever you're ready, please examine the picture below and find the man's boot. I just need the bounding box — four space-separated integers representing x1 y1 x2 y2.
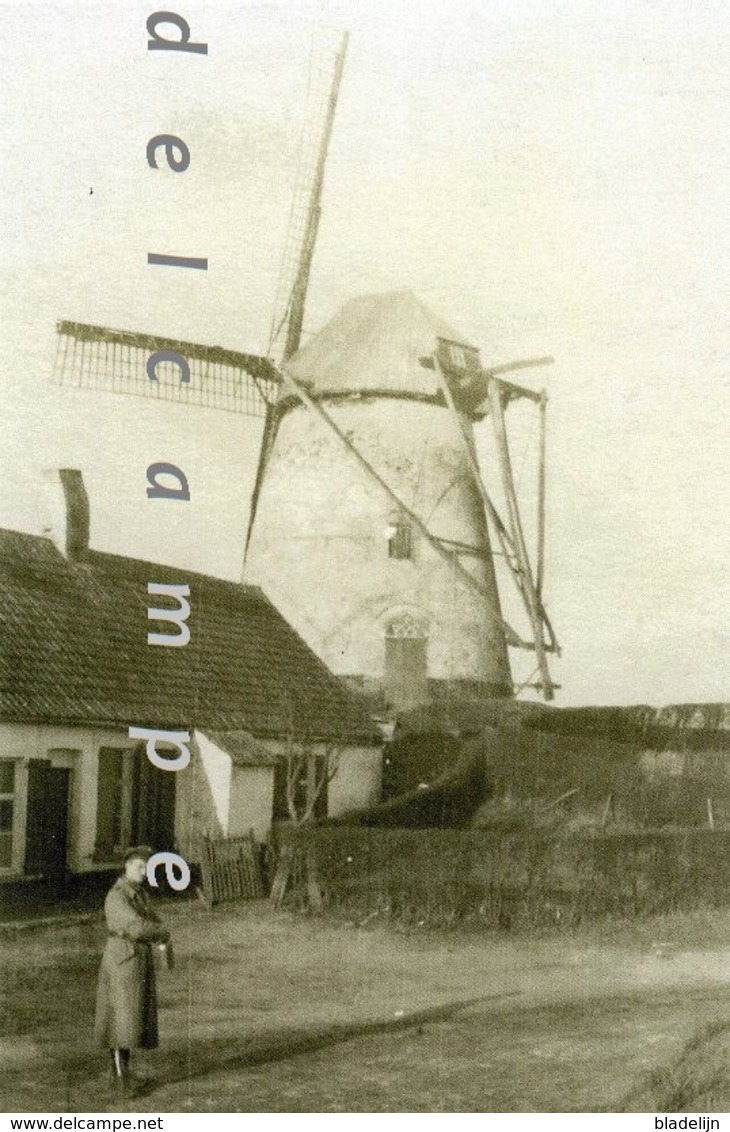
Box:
110 1049 139 1098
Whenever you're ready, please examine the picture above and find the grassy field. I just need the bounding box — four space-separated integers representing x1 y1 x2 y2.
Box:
1 901 728 1112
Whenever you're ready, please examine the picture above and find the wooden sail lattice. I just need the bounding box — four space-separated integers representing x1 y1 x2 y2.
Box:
54 320 280 417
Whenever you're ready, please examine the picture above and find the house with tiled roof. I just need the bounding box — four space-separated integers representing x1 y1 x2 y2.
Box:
0 471 381 879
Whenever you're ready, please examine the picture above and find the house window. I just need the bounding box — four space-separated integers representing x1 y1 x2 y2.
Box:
388 521 413 560
0 761 16 868
95 747 175 860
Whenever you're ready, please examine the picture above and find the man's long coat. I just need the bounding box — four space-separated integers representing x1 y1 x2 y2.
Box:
94 876 169 1049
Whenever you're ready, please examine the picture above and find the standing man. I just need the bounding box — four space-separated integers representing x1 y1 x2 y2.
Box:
94 845 171 1095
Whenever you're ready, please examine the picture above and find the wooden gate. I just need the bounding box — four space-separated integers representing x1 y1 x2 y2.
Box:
199 832 264 906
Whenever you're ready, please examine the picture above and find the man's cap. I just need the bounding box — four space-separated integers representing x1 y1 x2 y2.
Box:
123 844 154 865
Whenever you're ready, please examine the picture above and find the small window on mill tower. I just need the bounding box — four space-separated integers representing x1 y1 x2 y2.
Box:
387 520 413 560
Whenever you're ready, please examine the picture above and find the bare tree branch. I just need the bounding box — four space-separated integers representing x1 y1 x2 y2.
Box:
282 723 344 825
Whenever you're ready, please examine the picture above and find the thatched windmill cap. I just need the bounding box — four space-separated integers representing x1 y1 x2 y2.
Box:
286 289 468 399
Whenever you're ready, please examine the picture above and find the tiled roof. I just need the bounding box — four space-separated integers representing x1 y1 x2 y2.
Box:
0 529 376 742
200 730 278 767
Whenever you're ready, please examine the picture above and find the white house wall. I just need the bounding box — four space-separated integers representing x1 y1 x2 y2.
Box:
177 733 274 856
0 725 382 879
0 722 138 877
257 738 382 822
228 766 274 842
193 732 233 831
175 737 225 865
184 738 380 850
328 744 383 817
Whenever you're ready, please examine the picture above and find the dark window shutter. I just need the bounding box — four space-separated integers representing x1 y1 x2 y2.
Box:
25 762 70 877
135 749 176 850
312 755 328 820
273 758 289 821
95 748 123 858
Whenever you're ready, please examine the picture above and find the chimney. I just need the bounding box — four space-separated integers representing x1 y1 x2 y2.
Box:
41 469 90 558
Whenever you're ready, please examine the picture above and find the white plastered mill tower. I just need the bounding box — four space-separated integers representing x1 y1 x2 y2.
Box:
243 289 558 712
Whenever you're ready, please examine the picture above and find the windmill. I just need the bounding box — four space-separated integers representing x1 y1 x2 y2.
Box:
243 291 559 706
53 31 560 706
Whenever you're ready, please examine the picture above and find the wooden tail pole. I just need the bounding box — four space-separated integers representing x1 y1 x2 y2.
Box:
430 347 559 693
488 378 555 700
537 390 547 598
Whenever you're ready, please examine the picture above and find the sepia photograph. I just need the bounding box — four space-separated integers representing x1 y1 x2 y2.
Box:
0 0 728 1117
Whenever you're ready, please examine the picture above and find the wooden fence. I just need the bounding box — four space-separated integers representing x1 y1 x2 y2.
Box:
199 832 264 907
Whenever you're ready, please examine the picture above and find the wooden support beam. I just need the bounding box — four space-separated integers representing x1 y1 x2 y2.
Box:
428 346 559 660
430 351 542 636
483 360 553 403
488 379 556 699
537 390 547 598
431 353 518 560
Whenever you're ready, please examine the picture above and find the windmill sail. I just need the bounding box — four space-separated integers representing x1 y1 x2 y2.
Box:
54 320 280 417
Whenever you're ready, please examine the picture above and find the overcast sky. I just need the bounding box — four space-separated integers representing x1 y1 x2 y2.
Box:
0 0 727 706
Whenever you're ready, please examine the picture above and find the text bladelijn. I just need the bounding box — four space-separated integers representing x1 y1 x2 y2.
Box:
655 1118 721 1130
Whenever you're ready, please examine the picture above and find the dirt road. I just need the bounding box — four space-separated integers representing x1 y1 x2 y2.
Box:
2 902 728 1112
